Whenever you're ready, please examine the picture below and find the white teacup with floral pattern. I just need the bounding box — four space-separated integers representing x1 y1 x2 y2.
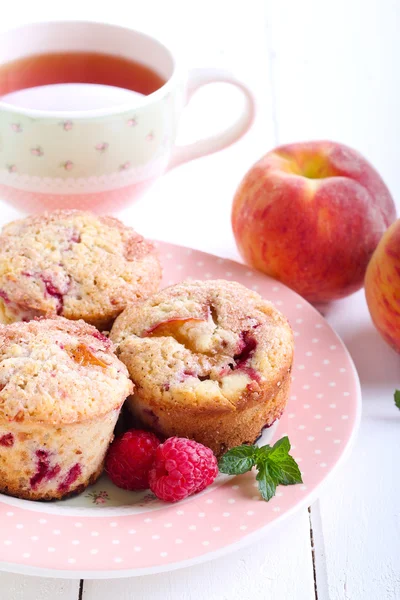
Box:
0 21 255 213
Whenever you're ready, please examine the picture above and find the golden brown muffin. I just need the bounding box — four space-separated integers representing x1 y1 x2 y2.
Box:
0 317 132 501
0 210 161 330
110 280 293 456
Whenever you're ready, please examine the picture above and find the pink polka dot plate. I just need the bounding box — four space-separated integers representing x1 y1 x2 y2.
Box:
0 242 361 578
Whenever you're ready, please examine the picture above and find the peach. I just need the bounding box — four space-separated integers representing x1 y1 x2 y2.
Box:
231 141 396 302
365 219 400 352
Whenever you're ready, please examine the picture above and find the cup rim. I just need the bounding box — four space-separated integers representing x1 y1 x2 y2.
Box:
0 20 181 119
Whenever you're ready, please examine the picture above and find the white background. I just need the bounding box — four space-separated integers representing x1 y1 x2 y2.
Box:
0 1 399 598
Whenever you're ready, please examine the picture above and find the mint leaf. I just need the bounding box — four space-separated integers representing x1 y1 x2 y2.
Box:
264 459 284 483
218 445 256 475
256 462 276 501
268 436 291 462
395 390 400 410
217 436 302 503
274 456 303 485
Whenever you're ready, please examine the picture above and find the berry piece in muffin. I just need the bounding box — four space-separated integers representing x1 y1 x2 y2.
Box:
110 280 293 456
0 317 132 501
0 210 162 330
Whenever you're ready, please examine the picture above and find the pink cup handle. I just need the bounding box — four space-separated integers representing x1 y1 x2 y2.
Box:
168 67 255 170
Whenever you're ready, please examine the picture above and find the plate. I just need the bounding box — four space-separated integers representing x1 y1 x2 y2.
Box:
0 241 361 578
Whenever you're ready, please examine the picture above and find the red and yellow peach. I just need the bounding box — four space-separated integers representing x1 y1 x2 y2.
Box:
232 141 396 303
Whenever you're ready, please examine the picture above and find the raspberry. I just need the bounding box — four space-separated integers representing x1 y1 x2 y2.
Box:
105 429 161 491
148 437 218 502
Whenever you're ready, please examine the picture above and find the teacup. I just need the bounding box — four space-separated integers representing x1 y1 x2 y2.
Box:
0 21 255 213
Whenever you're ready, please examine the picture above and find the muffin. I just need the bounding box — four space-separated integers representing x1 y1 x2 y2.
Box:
0 317 132 501
110 280 293 456
0 210 161 330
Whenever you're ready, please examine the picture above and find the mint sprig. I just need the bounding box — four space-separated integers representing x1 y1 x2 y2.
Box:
218 436 302 502
395 390 400 410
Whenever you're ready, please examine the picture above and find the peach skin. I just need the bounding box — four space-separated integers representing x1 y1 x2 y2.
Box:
231 141 396 303
365 219 400 352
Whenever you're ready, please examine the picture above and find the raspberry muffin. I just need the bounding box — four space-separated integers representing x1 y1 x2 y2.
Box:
0 210 161 330
0 317 132 501
111 280 293 456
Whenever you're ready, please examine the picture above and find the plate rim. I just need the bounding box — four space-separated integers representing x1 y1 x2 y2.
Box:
0 241 362 579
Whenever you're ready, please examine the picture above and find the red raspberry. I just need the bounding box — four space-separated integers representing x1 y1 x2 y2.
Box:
105 429 161 491
148 437 218 502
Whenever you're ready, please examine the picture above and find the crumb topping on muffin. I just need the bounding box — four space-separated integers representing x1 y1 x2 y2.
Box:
0 210 161 329
111 280 293 409
0 317 132 424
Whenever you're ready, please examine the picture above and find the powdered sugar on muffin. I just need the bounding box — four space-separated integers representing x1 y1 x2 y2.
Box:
0 210 162 330
0 317 132 500
110 280 293 456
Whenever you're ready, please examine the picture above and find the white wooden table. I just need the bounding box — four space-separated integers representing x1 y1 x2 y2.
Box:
1 1 399 598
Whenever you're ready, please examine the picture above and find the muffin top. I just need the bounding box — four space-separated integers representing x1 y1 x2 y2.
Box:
110 280 293 409
0 210 161 329
0 317 132 424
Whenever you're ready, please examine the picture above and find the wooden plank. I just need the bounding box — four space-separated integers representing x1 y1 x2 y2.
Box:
312 291 400 600
266 0 400 597
0 573 80 600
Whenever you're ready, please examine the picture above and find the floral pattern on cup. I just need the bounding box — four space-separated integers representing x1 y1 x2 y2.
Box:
60 160 74 171
146 131 155 141
10 123 22 133
6 164 17 173
95 142 109 154
119 161 131 171
59 120 73 132
127 117 137 127
30 146 44 157
86 490 109 505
